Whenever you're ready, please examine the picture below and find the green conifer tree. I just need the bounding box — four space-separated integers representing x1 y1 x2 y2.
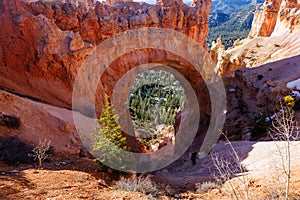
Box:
93 94 130 171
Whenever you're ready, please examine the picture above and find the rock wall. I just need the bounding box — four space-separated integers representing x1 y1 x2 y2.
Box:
272 0 300 36
0 0 214 153
249 0 300 37
211 0 300 77
249 0 283 37
223 55 300 140
0 89 84 155
210 37 247 77
0 0 211 110
207 0 300 140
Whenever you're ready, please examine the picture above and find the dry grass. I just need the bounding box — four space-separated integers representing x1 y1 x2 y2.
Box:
114 174 176 199
114 175 158 194
195 181 220 194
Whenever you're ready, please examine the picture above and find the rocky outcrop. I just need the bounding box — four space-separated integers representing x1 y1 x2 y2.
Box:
249 0 300 37
272 0 300 36
0 89 84 155
223 55 300 140
0 0 214 154
212 0 300 76
0 0 211 111
206 0 300 140
25 0 97 7
249 0 283 37
0 87 142 154
105 0 133 5
210 37 247 77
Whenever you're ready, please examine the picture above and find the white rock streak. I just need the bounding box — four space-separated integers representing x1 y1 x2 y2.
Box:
287 78 300 90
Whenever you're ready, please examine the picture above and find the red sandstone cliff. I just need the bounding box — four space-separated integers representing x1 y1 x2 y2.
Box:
0 0 213 154
0 0 211 110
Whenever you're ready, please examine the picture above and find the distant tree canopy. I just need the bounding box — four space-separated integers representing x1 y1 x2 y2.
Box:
207 5 257 49
127 70 185 134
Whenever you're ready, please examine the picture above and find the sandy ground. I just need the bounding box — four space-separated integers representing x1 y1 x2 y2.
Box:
0 157 153 200
2 138 300 199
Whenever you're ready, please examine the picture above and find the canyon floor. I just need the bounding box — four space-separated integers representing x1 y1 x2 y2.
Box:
2 138 300 199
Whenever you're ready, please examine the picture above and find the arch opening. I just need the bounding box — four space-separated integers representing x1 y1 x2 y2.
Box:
99 48 213 153
126 69 186 152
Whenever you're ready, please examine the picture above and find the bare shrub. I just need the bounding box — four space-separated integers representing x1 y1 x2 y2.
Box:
195 181 220 194
211 133 250 200
114 175 175 199
269 105 299 200
264 171 286 200
114 175 158 195
30 139 51 169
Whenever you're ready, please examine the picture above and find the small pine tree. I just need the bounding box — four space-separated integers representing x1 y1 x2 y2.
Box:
93 94 130 171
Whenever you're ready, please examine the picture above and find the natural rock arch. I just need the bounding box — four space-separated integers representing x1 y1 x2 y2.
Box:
72 28 226 157
0 0 212 109
1 0 227 158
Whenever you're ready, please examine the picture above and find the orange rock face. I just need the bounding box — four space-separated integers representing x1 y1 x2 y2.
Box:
0 0 211 110
0 0 214 154
272 0 300 36
249 0 300 37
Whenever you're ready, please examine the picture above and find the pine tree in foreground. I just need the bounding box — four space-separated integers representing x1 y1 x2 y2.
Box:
93 94 130 172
